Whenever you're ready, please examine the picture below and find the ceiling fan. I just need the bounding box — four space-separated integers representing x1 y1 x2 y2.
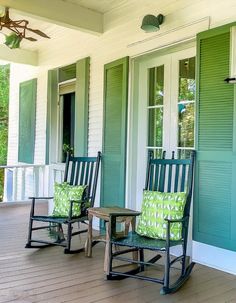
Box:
0 7 50 49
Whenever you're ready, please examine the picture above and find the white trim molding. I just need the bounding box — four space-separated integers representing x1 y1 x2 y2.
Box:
0 44 38 65
230 26 236 78
0 0 103 34
193 241 236 275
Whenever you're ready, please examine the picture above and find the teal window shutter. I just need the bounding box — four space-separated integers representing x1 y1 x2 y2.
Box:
194 23 236 251
75 57 90 156
18 78 37 164
101 57 129 208
46 69 58 164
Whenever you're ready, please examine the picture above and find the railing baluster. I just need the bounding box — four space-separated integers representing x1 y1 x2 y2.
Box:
0 163 63 202
34 167 40 197
21 168 26 200
13 167 17 201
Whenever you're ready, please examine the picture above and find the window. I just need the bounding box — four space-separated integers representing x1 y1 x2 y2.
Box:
144 49 196 159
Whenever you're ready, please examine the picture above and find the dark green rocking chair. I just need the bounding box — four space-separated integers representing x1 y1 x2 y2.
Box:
107 150 195 294
25 152 101 254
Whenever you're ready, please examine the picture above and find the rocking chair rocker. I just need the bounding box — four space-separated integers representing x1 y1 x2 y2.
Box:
107 150 195 294
25 152 101 254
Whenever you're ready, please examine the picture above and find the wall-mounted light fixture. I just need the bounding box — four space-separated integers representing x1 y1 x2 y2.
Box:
141 14 165 32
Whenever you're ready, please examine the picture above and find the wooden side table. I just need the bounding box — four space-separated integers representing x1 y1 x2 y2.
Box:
84 207 141 274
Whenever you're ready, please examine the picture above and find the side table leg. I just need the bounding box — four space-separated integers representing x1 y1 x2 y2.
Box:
85 213 93 257
131 217 138 261
104 221 111 274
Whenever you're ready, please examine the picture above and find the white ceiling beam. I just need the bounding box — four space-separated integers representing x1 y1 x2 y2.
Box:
0 0 103 34
0 45 38 65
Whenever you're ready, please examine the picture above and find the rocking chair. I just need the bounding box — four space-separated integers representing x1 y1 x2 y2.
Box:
25 152 101 254
107 150 195 294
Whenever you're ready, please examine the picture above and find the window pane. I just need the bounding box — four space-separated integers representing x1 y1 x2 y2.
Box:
148 107 163 147
178 103 194 148
147 148 163 159
149 65 164 106
177 149 192 159
178 57 195 102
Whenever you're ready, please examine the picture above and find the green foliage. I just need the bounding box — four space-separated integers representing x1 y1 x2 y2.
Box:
178 103 194 147
178 77 195 149
0 64 10 201
62 143 74 155
179 78 195 101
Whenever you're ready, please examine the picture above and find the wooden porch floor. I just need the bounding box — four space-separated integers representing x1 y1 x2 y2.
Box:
1 203 236 303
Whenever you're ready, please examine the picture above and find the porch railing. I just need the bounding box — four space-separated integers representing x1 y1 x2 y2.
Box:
0 163 66 202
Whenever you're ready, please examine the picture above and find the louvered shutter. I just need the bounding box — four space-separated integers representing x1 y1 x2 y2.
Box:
46 69 58 164
101 57 129 207
75 57 90 156
194 24 236 251
18 79 37 164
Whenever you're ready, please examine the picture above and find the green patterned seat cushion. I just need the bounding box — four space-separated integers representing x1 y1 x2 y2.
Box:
52 182 87 217
136 190 187 241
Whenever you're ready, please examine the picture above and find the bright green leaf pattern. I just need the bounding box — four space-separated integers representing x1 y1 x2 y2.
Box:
53 182 87 217
136 190 187 240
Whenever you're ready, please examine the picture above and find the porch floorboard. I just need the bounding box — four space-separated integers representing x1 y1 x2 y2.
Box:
0 203 236 303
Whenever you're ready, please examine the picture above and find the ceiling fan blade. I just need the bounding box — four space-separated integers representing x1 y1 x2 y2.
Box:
25 36 37 41
26 28 50 38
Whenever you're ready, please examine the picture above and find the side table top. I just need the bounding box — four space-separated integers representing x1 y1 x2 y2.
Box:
87 207 140 220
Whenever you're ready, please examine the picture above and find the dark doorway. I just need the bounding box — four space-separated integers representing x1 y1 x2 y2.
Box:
61 92 75 161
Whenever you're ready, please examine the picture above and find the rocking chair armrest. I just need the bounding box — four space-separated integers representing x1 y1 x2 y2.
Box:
164 216 189 245
164 216 189 224
29 196 54 200
28 197 54 217
69 199 84 205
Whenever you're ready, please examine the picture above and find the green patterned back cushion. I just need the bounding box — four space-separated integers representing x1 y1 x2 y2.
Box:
136 190 187 241
53 182 87 217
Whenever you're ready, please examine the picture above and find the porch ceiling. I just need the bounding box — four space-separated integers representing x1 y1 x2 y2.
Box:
64 0 132 14
0 0 133 64
0 0 189 65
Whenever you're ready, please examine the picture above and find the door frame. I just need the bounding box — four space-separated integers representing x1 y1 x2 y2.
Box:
126 43 196 212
